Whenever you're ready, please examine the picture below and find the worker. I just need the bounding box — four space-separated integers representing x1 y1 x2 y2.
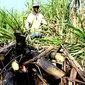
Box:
25 2 47 38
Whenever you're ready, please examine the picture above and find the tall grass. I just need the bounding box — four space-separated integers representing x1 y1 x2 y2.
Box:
0 9 26 44
0 0 85 46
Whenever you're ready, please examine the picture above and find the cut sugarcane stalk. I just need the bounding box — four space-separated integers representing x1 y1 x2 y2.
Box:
37 57 65 79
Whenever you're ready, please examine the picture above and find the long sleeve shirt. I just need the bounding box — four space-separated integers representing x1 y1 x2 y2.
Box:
25 12 47 34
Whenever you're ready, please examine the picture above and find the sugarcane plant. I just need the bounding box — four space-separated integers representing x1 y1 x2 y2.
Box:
0 9 25 44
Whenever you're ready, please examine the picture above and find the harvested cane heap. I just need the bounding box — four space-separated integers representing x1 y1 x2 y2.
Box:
0 30 85 85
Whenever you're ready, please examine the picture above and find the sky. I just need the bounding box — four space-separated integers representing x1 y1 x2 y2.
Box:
0 0 49 12
0 0 27 11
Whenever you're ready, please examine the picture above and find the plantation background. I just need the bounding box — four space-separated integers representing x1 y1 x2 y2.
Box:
0 0 85 67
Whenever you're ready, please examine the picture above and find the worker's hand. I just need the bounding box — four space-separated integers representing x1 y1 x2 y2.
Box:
30 33 42 39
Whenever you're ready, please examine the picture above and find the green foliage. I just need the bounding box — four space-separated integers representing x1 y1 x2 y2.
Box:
0 9 26 43
66 23 85 44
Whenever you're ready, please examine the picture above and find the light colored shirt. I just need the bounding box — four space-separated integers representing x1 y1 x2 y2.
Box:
25 12 46 34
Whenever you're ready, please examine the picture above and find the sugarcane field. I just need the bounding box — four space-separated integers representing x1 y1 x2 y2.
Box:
0 0 85 85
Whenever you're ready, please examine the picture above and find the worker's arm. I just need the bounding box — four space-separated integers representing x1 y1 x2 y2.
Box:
41 14 47 25
25 20 30 29
25 13 33 29
25 16 30 29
